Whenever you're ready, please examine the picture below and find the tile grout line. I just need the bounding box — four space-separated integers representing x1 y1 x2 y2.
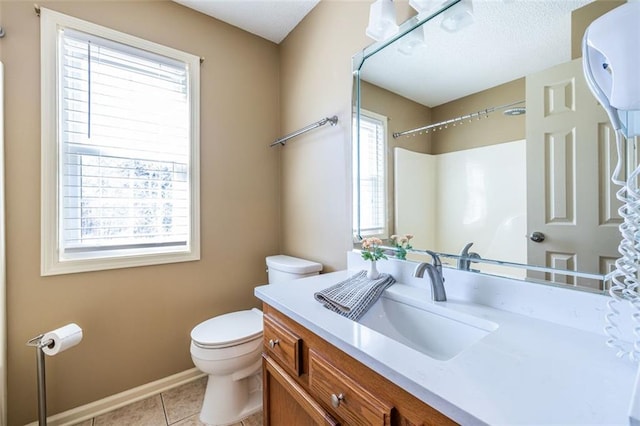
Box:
160 391 170 426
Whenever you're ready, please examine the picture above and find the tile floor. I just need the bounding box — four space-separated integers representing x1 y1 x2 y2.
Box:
72 377 263 426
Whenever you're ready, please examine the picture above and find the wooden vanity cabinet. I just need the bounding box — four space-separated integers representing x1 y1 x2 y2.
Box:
262 304 456 426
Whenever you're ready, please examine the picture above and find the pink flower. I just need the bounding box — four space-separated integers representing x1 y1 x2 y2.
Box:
360 237 387 262
362 237 382 249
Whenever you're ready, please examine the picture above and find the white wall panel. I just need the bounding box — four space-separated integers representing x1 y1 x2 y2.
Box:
395 140 527 277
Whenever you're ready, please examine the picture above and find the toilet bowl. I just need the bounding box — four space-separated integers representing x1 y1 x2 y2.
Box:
190 308 263 426
190 255 322 426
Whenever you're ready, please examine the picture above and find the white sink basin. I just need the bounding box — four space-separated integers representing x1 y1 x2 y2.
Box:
358 288 498 361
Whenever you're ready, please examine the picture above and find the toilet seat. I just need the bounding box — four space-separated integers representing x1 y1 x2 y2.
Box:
191 308 263 349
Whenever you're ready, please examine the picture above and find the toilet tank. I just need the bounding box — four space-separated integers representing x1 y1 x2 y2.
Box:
266 255 322 284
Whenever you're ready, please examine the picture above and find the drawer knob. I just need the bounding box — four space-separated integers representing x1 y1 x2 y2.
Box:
331 393 344 408
268 339 280 349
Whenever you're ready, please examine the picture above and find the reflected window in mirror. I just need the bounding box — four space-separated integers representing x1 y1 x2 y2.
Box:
353 109 389 239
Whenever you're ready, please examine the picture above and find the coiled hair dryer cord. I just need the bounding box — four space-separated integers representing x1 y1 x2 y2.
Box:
605 129 640 362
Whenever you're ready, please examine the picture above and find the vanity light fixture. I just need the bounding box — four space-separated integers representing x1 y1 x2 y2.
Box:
366 0 399 41
397 17 426 55
441 0 474 32
409 0 439 15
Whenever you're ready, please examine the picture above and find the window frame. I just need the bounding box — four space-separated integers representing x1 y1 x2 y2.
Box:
353 108 390 240
40 8 201 276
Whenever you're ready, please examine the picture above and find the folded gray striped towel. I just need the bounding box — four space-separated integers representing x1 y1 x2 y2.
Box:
314 270 395 321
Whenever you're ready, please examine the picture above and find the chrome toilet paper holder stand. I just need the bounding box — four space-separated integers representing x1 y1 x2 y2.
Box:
27 334 54 426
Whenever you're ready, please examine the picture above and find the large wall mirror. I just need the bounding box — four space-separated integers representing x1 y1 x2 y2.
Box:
353 0 632 292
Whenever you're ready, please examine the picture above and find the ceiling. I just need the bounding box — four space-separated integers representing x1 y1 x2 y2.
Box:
361 0 594 107
174 0 596 106
173 0 320 44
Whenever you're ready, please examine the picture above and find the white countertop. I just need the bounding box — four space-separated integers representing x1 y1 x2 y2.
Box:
255 256 637 425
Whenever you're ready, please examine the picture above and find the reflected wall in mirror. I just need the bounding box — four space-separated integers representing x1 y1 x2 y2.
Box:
353 0 633 292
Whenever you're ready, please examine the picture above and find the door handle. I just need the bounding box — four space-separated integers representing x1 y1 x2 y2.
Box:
528 231 545 243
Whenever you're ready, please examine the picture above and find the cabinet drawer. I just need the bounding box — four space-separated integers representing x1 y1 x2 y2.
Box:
263 313 302 376
309 349 393 426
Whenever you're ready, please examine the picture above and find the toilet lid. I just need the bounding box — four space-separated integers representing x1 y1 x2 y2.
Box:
266 255 322 274
191 308 263 349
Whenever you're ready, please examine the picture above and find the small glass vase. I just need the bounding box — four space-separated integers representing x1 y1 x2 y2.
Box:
367 260 380 280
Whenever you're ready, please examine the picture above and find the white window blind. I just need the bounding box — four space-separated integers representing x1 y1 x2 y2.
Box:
354 111 388 238
41 8 200 275
60 29 190 253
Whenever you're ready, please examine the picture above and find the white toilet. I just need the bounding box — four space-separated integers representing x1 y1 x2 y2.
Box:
190 255 322 426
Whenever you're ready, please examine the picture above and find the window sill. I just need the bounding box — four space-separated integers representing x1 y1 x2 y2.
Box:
41 248 200 276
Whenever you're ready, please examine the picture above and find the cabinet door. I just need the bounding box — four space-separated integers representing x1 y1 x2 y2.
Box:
263 355 339 426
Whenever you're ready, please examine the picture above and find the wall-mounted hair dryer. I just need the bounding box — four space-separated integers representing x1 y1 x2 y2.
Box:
583 3 640 424
583 1 640 362
583 1 640 138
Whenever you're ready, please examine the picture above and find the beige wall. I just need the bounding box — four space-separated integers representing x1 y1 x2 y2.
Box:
571 0 626 60
360 75 525 157
278 0 415 271
1 2 280 424
361 80 432 155
278 1 368 271
430 78 526 154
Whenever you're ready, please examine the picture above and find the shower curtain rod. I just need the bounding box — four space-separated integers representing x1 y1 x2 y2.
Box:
392 99 525 139
270 115 338 147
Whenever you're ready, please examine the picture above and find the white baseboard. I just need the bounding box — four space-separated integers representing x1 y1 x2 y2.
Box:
25 368 205 426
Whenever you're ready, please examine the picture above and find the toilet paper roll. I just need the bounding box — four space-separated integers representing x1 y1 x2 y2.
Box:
42 323 83 356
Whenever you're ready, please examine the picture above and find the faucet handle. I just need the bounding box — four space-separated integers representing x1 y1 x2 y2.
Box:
425 250 442 279
460 242 474 256
458 242 481 271
458 243 472 270
425 250 441 266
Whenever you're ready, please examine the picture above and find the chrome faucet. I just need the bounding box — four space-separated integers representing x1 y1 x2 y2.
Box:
413 250 446 301
457 242 481 271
